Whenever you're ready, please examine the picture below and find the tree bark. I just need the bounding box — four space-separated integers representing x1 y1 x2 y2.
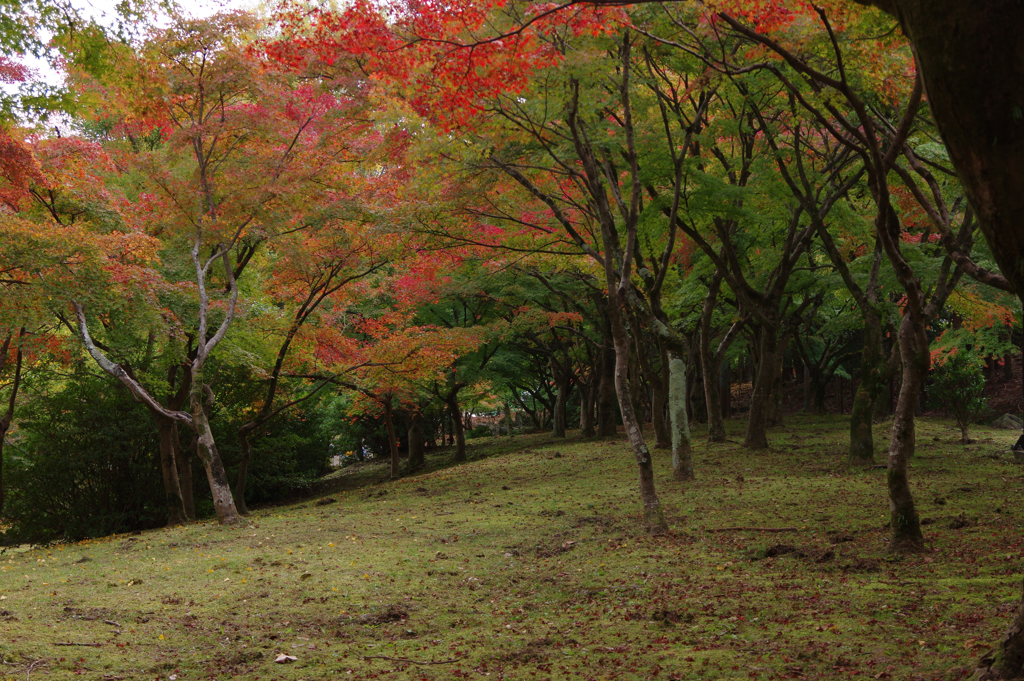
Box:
609 291 666 533
552 362 568 438
700 279 726 442
650 345 671 449
407 411 425 470
157 415 189 525
596 342 618 437
177 426 196 520
0 330 25 514
445 392 466 462
384 396 400 478
668 353 694 481
504 401 515 438
190 382 240 525
849 318 886 465
886 313 927 553
745 324 778 449
972 581 1024 680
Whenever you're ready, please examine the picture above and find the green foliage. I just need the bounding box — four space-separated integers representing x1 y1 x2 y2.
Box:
929 351 989 442
2 369 165 544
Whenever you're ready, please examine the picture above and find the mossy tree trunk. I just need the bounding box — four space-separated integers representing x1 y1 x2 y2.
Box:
668 353 694 481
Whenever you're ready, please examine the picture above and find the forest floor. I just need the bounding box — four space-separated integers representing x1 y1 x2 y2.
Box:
1 416 1022 681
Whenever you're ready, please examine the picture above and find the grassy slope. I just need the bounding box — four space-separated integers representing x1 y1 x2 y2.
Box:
1 415 1022 681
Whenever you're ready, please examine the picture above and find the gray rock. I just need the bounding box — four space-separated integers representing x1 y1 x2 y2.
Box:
990 413 1024 430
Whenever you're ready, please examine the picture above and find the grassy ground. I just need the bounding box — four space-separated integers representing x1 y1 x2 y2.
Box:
1 415 1022 681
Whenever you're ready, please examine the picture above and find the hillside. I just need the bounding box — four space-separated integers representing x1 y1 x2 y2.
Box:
1 417 1021 680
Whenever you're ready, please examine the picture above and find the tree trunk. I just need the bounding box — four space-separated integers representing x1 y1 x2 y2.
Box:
579 384 595 437
719 363 731 421
651 358 671 449
608 294 666 533
233 429 252 516
408 412 425 470
745 324 778 449
597 343 618 436
849 317 885 465
552 371 568 438
887 313 927 553
972 581 1024 681
668 353 694 481
701 326 726 442
177 427 196 520
190 383 240 525
157 415 189 525
446 394 466 462
504 401 515 438
765 335 787 427
384 396 400 478
0 332 24 514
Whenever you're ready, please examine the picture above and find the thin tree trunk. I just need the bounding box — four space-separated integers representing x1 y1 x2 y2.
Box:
157 415 189 524
700 282 726 441
446 393 466 462
177 425 196 520
745 324 778 449
849 318 885 465
384 396 400 478
887 313 926 553
649 344 671 449
0 330 25 514
234 428 253 516
190 382 240 525
720 363 731 421
668 352 694 481
552 370 568 438
609 294 666 533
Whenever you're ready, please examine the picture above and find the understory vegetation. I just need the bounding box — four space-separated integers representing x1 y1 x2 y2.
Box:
1 421 1021 681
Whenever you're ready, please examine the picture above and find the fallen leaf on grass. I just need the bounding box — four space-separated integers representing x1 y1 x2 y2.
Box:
274 653 298 663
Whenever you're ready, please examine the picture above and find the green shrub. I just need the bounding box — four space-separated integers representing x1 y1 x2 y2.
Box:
929 351 989 443
2 372 165 544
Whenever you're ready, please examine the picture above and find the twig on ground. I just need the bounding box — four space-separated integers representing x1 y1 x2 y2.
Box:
364 655 458 665
102 620 120 627
706 527 799 533
53 642 102 647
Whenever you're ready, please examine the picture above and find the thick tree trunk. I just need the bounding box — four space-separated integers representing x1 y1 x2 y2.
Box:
597 344 618 437
765 336 787 427
668 353 694 481
552 373 568 438
504 401 514 438
884 1 1024 297
579 384 595 437
407 412 425 470
745 324 778 449
849 318 885 465
887 313 926 553
972 581 1024 681
157 416 189 525
190 383 240 525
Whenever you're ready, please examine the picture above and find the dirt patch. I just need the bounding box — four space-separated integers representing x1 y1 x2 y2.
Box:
536 540 576 558
341 604 409 626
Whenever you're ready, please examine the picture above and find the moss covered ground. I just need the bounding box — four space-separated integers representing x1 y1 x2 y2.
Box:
1 415 1022 680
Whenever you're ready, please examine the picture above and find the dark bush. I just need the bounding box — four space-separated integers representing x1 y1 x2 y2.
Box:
2 372 165 544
